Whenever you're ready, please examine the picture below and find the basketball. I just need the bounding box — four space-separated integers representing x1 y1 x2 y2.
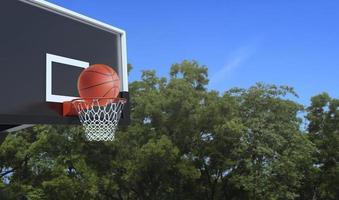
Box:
77 64 120 99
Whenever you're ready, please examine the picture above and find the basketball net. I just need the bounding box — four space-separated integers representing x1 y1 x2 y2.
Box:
72 98 126 141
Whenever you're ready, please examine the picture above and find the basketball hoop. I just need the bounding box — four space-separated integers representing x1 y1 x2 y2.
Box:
62 64 127 141
68 98 127 141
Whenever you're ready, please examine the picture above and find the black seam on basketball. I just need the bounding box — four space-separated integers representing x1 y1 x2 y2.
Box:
104 67 113 74
79 79 120 90
80 78 120 88
103 86 114 97
80 80 114 90
111 73 117 82
111 72 120 83
83 70 113 76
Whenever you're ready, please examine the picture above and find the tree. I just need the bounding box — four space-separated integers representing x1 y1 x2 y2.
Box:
219 84 314 200
125 60 246 199
0 125 99 200
304 93 339 200
122 62 314 199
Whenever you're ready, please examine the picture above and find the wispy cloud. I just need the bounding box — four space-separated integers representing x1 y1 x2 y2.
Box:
210 45 256 87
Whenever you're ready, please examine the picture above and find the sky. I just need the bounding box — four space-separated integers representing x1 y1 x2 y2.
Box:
48 0 339 106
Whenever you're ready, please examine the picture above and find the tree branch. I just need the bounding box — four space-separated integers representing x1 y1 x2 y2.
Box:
0 168 15 178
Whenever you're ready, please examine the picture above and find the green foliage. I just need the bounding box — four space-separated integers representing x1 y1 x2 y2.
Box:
222 83 314 200
0 60 335 199
303 93 339 200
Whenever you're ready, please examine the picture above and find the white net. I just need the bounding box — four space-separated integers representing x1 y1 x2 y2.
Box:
72 98 126 141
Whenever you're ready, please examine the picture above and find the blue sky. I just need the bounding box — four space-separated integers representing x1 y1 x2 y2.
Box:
48 0 339 105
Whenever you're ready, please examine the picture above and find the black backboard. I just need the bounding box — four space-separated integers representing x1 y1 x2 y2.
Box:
0 0 129 130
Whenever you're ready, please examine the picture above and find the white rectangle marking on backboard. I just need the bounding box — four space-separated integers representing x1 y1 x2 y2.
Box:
46 53 89 103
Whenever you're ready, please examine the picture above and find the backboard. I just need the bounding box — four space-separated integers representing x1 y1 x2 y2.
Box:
0 0 129 132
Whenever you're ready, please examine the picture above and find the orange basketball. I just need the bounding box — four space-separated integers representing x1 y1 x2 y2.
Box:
77 64 120 100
